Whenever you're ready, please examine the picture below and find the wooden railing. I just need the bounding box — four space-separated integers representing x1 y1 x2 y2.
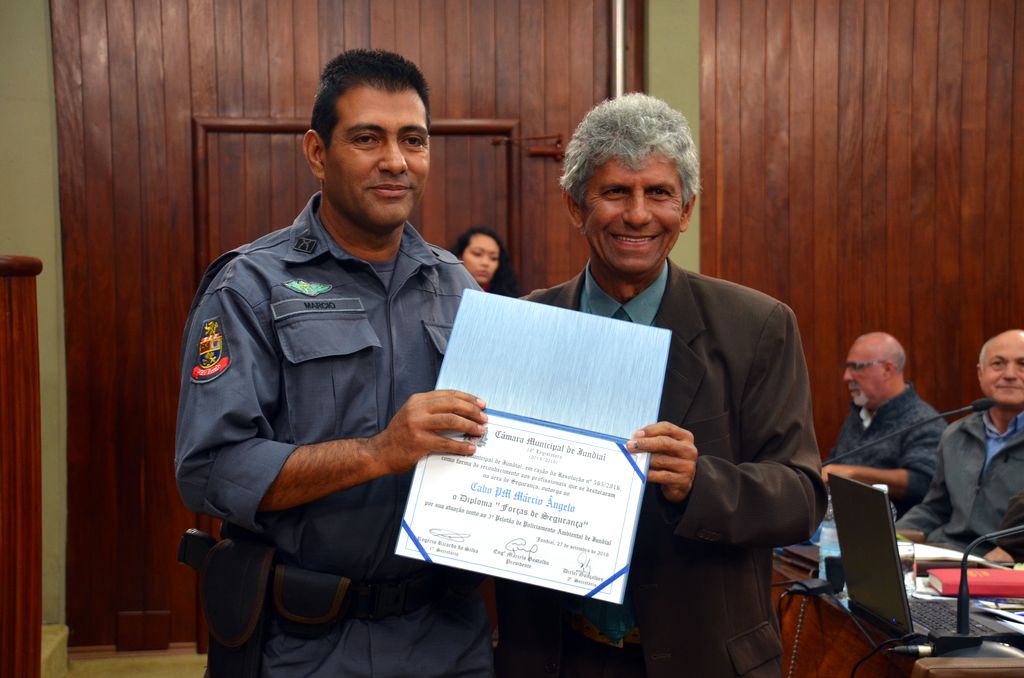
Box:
1 255 43 678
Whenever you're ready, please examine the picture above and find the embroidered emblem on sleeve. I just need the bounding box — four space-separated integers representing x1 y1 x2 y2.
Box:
284 280 333 296
191 318 230 382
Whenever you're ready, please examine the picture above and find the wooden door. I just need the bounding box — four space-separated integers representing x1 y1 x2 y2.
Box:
51 0 644 650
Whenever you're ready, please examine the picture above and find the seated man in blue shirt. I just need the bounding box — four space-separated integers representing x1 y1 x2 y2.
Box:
896 329 1024 550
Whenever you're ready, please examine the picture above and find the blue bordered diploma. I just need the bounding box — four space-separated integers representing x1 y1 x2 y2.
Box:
396 290 671 604
397 410 648 603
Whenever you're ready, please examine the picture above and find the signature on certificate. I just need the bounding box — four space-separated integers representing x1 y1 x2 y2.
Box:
505 537 539 555
576 551 592 576
430 528 471 543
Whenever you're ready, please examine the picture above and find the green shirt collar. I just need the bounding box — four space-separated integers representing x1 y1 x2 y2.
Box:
579 261 668 326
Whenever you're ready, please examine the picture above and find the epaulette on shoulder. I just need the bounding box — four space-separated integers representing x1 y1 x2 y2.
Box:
241 226 293 254
429 244 461 264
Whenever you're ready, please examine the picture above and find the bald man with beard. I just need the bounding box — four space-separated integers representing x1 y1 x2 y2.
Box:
822 332 944 517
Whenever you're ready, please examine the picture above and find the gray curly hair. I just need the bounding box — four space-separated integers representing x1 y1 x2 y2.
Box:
560 93 700 207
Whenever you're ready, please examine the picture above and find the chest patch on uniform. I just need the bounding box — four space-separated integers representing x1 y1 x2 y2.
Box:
191 317 230 382
284 279 333 296
271 296 364 320
292 238 318 254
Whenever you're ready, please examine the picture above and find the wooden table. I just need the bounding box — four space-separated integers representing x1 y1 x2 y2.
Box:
774 554 915 677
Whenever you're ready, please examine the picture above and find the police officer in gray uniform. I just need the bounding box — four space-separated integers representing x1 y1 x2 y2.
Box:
175 49 492 677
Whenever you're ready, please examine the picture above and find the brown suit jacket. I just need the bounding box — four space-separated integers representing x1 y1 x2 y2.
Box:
494 263 827 677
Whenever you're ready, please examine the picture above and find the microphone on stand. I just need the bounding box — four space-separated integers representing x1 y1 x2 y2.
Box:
954 524 1024 635
822 398 995 467
927 523 1024 658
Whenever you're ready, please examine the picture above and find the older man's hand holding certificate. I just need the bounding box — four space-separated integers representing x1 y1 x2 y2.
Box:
396 290 670 604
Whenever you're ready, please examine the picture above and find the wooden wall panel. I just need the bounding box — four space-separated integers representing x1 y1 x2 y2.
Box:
71 0 121 647
934 0 965 403
986 1 1015 331
959 1 990 397
909 0 939 405
764 0 791 302
787 0 816 357
701 0 1024 455
836 0 865 345
812 0 842 437
885 0 913 344
109 0 147 640
1014 1 1024 325
0 257 43 678
52 0 642 649
518 1 548 288
544 1 571 280
739 0 767 295
699 0 719 277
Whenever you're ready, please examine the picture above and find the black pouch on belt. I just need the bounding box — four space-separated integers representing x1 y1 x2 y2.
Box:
201 538 276 678
272 565 351 639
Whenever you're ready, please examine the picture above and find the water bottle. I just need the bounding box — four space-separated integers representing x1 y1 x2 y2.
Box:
818 495 839 577
817 493 847 604
872 483 899 523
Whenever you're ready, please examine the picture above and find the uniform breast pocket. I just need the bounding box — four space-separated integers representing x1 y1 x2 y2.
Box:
275 313 381 441
422 321 451 374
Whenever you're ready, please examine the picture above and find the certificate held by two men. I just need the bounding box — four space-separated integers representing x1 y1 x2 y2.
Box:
396 290 670 604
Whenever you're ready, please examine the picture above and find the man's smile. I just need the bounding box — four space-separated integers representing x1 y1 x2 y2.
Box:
370 182 411 196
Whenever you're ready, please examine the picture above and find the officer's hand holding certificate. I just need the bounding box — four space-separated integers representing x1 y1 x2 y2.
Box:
396 291 670 604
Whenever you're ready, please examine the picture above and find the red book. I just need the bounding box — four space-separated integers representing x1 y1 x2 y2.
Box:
927 567 1024 597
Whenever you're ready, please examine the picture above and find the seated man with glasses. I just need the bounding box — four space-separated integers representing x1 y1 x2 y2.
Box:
822 332 943 517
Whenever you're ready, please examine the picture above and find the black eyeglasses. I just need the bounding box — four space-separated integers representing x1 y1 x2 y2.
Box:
843 360 885 372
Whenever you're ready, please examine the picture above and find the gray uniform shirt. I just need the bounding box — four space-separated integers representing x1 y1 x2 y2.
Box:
175 194 491 677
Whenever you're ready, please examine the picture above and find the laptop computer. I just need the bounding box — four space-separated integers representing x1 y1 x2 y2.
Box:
828 474 1012 639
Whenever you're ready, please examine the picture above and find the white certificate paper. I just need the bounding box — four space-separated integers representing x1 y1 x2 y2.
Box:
396 290 670 603
397 410 648 604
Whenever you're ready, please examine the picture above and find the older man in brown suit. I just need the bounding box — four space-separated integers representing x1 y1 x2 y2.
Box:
493 94 827 678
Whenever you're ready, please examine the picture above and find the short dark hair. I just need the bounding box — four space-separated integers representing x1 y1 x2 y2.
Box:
311 49 430 148
451 226 521 298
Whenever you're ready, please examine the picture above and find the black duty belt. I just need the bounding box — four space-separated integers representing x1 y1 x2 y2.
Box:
178 528 478 641
339 568 452 619
271 557 458 627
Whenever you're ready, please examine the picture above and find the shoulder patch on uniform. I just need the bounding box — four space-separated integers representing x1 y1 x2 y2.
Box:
292 237 318 254
191 317 230 382
283 280 333 296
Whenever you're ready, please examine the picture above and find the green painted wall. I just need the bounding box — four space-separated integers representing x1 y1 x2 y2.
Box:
0 0 66 624
647 0 701 272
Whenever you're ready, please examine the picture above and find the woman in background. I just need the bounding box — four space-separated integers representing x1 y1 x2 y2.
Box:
451 226 521 297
